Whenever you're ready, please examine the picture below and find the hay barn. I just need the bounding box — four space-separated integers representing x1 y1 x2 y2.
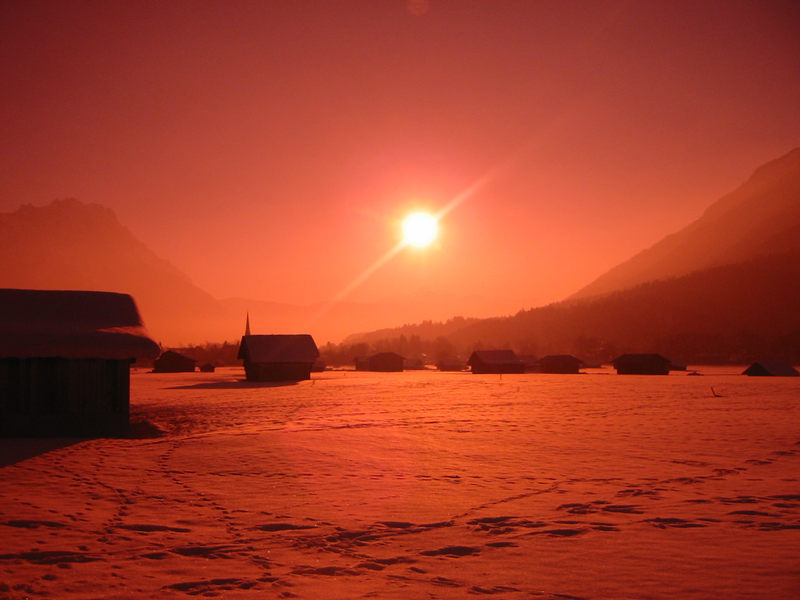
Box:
436 358 466 371
467 350 525 374
0 288 159 436
356 352 404 372
612 353 672 375
153 350 196 373
537 354 583 374
238 334 319 381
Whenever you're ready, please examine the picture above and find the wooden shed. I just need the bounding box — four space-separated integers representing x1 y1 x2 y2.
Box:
238 334 319 381
356 352 405 372
612 353 672 375
537 354 583 374
467 350 525 374
0 288 160 436
742 362 799 377
153 350 196 373
436 358 466 371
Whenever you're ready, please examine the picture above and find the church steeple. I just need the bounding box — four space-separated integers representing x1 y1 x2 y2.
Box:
245 312 251 336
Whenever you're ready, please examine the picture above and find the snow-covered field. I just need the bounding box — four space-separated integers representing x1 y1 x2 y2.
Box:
1 367 799 599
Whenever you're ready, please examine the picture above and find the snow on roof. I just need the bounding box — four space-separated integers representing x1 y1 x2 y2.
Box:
0 288 160 360
743 361 799 376
468 350 521 365
238 334 319 363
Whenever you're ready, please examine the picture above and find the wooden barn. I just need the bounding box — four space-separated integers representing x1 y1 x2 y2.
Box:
742 362 799 376
436 358 466 371
356 352 405 372
0 288 160 436
238 334 319 381
153 350 196 373
537 354 583 374
612 353 672 375
467 350 525 374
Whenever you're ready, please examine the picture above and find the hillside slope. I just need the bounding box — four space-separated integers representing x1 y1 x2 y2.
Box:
571 147 800 300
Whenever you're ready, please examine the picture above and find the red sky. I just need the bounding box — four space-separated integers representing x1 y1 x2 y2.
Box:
2 0 799 317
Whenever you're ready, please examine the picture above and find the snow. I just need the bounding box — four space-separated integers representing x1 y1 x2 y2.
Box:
1 367 799 599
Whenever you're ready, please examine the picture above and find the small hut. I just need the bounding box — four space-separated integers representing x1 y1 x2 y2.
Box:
742 362 799 377
356 352 404 372
153 350 196 373
612 353 672 375
404 357 426 370
537 354 583 374
467 350 525 374
199 362 216 373
0 288 159 436
517 354 539 372
238 334 319 381
436 358 466 371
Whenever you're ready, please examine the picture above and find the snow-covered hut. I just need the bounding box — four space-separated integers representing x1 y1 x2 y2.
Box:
612 353 672 375
356 352 404 372
238 334 319 381
153 350 196 373
742 362 799 377
0 288 160 436
467 350 525 374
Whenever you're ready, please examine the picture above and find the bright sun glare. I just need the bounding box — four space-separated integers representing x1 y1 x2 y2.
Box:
402 212 438 247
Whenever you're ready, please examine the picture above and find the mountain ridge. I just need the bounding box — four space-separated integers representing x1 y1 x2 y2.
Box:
570 147 800 300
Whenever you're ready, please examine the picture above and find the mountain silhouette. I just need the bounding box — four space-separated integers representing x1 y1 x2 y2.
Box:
570 147 800 300
0 199 483 345
344 148 800 363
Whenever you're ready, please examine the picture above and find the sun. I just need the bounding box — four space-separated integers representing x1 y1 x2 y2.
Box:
402 212 438 247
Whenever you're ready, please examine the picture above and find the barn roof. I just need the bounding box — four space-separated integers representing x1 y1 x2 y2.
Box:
743 361 799 376
468 350 521 365
0 288 160 360
238 334 319 363
612 353 672 366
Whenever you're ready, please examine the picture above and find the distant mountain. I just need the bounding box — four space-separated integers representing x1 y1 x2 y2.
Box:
0 199 482 345
0 199 221 344
344 248 800 364
341 148 800 364
570 147 800 300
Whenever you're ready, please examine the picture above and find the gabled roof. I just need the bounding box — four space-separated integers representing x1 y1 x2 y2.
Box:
0 288 160 360
539 354 582 364
156 350 196 364
238 334 319 363
468 350 521 365
612 353 671 366
743 361 799 376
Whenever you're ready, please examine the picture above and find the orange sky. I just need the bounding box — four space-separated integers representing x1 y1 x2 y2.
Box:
2 1 799 317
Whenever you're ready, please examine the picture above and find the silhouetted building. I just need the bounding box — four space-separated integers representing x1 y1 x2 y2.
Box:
404 357 426 370
153 350 196 373
517 354 539 372
436 358 466 371
199 362 215 373
356 352 405 372
537 354 583 374
467 350 525 374
238 334 319 381
0 289 159 436
612 353 672 375
742 362 799 377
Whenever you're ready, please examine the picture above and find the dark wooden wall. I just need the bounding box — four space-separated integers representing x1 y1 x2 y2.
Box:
0 358 130 436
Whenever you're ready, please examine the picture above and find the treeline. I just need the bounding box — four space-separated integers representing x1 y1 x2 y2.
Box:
333 251 800 365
